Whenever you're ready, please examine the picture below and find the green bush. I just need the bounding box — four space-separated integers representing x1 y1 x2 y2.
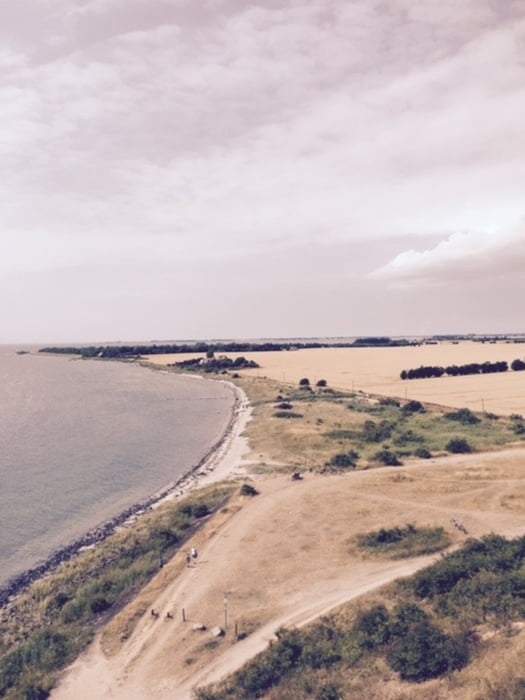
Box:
353 605 391 650
373 450 402 466
393 430 424 446
326 451 359 469
402 400 425 414
446 438 472 453
444 408 480 425
414 447 432 459
357 524 450 558
387 622 468 681
273 411 303 419
361 420 394 443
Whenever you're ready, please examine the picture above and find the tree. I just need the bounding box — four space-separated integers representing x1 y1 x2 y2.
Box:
299 377 310 386
316 379 327 387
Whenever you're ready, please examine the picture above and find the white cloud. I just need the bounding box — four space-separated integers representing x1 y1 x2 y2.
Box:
371 225 525 284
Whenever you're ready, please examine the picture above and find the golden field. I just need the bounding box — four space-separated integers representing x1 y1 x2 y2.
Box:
148 341 525 415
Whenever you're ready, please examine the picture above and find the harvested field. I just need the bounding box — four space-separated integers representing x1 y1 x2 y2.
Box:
149 341 525 415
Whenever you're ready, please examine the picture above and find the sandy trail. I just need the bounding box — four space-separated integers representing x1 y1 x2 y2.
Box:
52 443 525 700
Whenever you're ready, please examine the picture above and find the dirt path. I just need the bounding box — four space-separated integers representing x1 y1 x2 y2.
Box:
52 447 525 700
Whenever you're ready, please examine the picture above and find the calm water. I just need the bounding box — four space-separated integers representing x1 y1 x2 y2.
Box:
0 348 235 585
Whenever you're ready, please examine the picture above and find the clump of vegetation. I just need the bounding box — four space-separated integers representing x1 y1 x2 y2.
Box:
273 411 304 419
446 438 472 454
406 533 525 625
378 397 400 407
372 450 402 466
361 420 394 443
325 451 359 470
414 447 432 459
275 401 293 409
240 483 259 497
316 379 327 387
325 429 357 440
175 356 259 373
357 524 451 558
299 377 310 386
444 408 480 425
402 400 425 414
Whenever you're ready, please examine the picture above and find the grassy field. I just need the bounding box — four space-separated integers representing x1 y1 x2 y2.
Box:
230 376 525 474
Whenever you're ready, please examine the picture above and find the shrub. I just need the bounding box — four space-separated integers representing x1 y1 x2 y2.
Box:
387 622 468 681
357 524 450 558
402 400 425 414
240 483 258 497
389 602 428 637
393 430 424 446
90 596 111 614
361 420 393 443
444 408 480 425
275 402 293 409
353 605 391 650
414 447 432 459
327 451 359 469
373 450 402 466
316 379 327 387
299 377 310 386
273 411 303 419
446 438 472 454
379 397 400 407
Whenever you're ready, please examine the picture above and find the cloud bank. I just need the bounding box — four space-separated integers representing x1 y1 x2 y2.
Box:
371 225 525 284
1 0 524 340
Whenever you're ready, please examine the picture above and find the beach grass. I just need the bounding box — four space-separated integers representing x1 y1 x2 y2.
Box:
0 484 234 700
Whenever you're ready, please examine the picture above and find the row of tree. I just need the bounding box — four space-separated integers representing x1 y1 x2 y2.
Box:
400 359 525 380
39 337 421 359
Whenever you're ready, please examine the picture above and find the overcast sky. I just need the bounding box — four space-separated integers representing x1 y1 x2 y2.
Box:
2 0 524 343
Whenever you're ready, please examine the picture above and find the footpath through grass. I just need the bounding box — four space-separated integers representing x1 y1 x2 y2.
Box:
196 533 525 700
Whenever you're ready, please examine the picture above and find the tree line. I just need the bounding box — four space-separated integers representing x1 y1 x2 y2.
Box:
38 337 418 359
401 358 525 380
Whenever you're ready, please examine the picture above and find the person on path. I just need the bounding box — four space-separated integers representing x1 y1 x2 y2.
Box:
191 546 198 563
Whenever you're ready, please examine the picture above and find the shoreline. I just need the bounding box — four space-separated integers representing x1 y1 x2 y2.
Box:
0 378 250 609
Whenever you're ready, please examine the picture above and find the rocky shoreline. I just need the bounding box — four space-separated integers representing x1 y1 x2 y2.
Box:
0 382 247 609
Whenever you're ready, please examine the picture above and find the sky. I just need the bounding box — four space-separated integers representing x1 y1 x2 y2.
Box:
1 0 525 343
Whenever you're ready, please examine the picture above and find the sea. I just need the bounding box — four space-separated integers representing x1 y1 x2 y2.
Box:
0 347 235 587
